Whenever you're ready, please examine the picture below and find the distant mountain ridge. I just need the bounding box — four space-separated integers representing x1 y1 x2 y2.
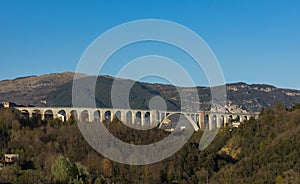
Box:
0 72 300 113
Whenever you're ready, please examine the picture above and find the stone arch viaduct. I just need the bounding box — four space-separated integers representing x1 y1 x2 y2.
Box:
14 107 257 131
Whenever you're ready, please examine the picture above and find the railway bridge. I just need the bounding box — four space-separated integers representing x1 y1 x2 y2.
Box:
14 107 257 131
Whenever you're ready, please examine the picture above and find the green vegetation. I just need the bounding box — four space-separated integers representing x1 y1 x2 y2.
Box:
1 72 300 112
45 74 300 112
0 105 300 183
46 76 180 110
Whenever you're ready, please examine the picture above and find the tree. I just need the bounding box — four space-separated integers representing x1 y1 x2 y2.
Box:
0 164 21 183
51 155 78 184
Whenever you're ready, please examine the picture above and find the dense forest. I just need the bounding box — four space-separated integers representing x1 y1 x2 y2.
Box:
0 104 300 183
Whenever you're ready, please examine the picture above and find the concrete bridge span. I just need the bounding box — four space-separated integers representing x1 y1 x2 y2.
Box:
14 107 257 131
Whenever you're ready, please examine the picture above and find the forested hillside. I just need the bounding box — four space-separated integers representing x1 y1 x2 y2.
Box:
1 72 300 113
0 104 300 183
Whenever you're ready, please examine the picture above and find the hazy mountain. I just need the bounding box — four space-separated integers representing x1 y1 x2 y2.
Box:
0 72 300 112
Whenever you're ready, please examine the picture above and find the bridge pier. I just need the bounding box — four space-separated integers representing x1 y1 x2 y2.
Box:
150 110 158 127
120 110 126 123
209 115 213 130
198 112 204 129
132 112 136 125
141 112 145 127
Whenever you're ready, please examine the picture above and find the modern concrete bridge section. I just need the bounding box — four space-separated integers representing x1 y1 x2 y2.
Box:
14 107 257 131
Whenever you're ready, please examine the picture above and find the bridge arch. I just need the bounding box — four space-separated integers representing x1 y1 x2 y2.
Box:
115 111 121 121
70 110 78 121
162 113 199 131
94 110 101 122
126 111 132 124
194 114 199 124
58 110 67 122
190 114 195 122
20 109 30 119
212 115 217 129
145 111 150 127
136 111 141 125
204 114 209 130
32 109 42 119
81 110 89 123
160 112 166 121
44 109 53 120
104 110 111 122
236 115 241 122
219 115 225 127
227 115 233 126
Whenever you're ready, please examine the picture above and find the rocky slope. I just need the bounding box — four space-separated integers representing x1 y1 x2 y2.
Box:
0 72 86 106
0 72 300 113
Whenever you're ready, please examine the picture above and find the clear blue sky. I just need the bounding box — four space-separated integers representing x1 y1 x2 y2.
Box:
0 0 299 89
